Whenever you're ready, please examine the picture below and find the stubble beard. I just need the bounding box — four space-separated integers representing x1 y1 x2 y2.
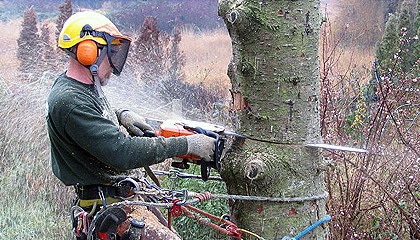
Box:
100 71 112 86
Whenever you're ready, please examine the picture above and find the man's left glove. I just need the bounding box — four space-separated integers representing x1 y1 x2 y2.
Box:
116 110 153 136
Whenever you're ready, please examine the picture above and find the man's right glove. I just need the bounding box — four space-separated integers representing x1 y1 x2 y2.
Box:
185 134 216 162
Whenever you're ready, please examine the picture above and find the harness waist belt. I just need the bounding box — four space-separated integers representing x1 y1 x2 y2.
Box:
74 184 118 200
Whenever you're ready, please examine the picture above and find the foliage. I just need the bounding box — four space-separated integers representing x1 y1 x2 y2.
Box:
376 0 419 76
320 2 419 238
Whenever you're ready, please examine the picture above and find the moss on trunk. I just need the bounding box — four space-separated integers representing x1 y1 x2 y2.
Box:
218 0 328 238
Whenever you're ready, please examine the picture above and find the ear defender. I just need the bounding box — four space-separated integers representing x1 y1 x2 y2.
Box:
76 40 98 66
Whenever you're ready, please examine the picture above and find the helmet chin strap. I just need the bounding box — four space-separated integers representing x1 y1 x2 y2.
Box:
89 46 108 98
89 63 104 98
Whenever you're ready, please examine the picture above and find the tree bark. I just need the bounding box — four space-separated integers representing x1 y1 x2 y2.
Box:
218 0 328 239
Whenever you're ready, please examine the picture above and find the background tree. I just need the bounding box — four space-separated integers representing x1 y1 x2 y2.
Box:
128 17 221 118
54 0 72 64
55 0 72 41
218 0 327 238
17 7 42 81
376 14 400 72
131 16 169 84
39 21 57 71
397 0 419 74
376 0 419 76
168 26 186 84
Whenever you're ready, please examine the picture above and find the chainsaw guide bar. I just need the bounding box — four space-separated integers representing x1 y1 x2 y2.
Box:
144 119 368 180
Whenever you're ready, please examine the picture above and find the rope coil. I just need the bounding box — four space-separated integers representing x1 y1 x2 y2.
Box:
194 192 212 202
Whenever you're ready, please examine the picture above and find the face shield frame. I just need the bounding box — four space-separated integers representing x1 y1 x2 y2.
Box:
80 26 131 76
101 33 130 76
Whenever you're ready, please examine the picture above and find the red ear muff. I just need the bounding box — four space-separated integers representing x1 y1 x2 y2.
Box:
76 40 98 66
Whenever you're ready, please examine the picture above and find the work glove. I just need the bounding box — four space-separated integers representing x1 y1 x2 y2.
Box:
186 134 216 162
117 110 153 136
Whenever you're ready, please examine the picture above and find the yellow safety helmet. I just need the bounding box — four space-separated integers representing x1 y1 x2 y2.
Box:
58 11 130 49
58 11 131 76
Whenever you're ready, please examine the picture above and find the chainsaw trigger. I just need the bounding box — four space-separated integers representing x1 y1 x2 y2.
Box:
201 163 211 181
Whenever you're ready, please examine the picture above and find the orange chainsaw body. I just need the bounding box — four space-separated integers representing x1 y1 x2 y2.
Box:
155 120 201 161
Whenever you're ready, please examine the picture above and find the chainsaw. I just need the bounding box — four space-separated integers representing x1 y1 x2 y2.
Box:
143 119 369 181
143 120 226 181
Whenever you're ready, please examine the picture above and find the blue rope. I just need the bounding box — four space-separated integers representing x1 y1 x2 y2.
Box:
281 215 331 240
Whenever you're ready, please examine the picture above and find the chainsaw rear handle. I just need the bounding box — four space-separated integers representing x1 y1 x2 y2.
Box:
185 126 222 164
141 126 224 181
188 126 218 139
187 126 224 181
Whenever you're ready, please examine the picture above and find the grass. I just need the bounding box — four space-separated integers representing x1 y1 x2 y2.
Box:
0 20 20 83
0 79 73 239
180 28 232 90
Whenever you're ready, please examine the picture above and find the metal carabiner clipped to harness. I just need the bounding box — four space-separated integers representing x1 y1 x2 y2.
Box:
116 178 141 201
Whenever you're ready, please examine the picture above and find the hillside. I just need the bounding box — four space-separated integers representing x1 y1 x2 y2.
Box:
0 0 224 33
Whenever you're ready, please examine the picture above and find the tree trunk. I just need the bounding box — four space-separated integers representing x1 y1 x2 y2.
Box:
218 0 328 239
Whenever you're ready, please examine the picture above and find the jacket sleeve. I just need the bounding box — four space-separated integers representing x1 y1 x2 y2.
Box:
64 104 188 171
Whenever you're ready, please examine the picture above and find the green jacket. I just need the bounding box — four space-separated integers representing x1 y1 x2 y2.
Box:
46 73 188 186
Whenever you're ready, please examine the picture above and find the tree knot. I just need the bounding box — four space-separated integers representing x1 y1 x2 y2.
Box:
227 10 238 24
244 159 266 180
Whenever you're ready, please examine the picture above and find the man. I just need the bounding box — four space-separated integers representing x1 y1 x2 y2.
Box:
46 11 215 239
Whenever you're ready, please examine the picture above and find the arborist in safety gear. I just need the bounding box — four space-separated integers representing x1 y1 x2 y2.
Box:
45 11 215 239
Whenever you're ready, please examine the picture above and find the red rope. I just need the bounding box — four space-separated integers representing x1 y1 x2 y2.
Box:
184 205 241 238
168 199 183 230
167 209 172 231
168 198 241 238
182 206 236 237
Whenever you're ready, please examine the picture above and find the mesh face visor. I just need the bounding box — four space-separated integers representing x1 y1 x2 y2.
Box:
109 38 130 76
